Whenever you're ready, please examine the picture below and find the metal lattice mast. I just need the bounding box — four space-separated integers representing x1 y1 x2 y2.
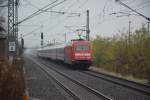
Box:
8 0 15 40
86 10 90 41
8 0 16 56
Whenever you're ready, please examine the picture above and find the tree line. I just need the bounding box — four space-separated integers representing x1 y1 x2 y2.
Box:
92 27 150 80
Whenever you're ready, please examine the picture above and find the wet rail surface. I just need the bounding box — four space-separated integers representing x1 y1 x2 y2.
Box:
28 56 112 100
35 55 150 100
82 70 150 96
24 56 68 100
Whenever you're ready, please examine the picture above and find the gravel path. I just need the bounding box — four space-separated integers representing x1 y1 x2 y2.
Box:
24 56 68 100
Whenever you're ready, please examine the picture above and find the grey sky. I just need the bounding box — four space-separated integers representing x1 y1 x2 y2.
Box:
16 0 150 47
0 0 7 29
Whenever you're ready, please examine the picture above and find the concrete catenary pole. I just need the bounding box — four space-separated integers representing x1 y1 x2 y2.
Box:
86 10 90 41
148 22 150 32
129 21 131 42
41 32 43 47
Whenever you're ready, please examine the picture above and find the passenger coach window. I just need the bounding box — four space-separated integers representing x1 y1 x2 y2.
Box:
76 45 89 51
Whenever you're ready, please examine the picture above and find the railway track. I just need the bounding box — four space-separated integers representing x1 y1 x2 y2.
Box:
39 64 81 100
29 56 112 100
81 70 150 96
37 56 150 97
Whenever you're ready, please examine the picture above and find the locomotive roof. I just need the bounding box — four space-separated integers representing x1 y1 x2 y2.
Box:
71 39 90 44
37 42 68 51
37 39 90 51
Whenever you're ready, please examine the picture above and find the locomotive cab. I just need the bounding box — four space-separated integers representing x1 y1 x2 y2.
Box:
38 39 93 69
72 39 93 68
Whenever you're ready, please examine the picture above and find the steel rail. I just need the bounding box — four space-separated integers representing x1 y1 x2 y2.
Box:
37 56 150 96
29 57 81 100
39 59 112 100
82 70 150 96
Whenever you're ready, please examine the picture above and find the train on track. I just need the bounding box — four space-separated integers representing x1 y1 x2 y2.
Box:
37 39 93 69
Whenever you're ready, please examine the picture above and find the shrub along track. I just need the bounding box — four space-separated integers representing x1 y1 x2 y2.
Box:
0 58 25 100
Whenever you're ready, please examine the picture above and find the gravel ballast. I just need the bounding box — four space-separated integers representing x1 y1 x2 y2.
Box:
24 57 67 100
39 58 150 100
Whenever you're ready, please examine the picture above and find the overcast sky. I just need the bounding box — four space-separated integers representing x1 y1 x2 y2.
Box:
17 0 150 48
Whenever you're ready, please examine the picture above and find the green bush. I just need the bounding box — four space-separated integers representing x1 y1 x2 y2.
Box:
92 27 150 80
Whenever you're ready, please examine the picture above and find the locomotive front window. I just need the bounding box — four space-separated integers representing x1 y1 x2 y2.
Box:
76 45 90 51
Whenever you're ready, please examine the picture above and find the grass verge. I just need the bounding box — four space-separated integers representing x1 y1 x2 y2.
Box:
90 66 149 84
0 58 25 100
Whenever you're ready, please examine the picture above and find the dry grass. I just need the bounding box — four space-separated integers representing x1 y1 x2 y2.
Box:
0 58 25 100
90 66 149 84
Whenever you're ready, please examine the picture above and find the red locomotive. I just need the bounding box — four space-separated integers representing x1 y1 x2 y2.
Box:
37 39 93 69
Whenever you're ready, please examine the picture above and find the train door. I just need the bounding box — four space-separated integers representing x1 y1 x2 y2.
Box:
64 46 72 64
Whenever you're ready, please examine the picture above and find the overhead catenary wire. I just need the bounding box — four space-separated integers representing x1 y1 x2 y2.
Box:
95 0 150 29
111 0 150 17
25 0 80 16
72 0 89 13
20 15 71 39
17 0 59 24
43 9 88 35
18 24 42 27
123 0 136 4
102 0 109 19
64 0 79 12
17 0 67 25
41 10 80 16
40 0 89 34
115 0 150 21
21 13 67 38
34 12 81 36
34 0 86 31
19 26 42 39
24 0 39 9
96 0 149 27
21 0 88 41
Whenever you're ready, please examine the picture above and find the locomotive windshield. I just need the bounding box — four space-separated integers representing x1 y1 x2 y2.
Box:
76 45 90 51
